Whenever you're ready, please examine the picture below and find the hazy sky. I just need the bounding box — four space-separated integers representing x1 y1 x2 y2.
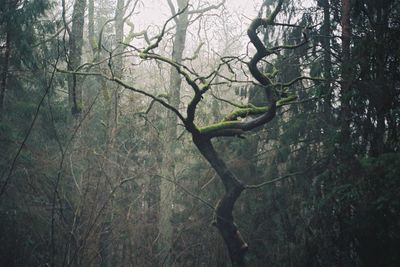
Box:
125 0 264 58
132 0 261 29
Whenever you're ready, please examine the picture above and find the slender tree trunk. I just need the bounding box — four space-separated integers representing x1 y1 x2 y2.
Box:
338 3 355 265
0 0 15 120
58 1 87 265
193 135 248 267
88 0 98 56
100 1 124 266
68 0 87 117
340 0 352 149
0 31 10 121
321 0 332 115
159 0 189 264
370 6 388 156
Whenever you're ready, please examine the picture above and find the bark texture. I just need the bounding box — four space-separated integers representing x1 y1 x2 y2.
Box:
185 2 285 265
159 1 189 265
193 135 248 267
340 0 352 147
68 0 87 116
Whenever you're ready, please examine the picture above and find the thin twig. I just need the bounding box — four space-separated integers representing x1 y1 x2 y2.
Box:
0 57 58 200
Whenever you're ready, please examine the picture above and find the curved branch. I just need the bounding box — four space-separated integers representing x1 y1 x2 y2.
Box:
199 95 297 138
156 175 215 211
142 3 188 54
207 0 286 141
199 111 275 137
188 0 225 15
198 0 311 139
246 171 303 189
247 0 283 90
222 95 297 121
138 52 200 92
112 76 187 123
56 68 186 124
274 76 324 88
210 91 248 109
166 0 179 24
0 61 58 199
97 18 116 53
246 157 326 189
199 102 276 138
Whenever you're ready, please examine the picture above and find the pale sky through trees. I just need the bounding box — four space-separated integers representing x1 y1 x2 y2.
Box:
133 0 261 27
128 0 313 57
126 0 263 61
132 0 313 27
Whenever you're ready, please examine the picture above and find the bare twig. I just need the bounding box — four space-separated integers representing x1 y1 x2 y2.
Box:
0 57 58 200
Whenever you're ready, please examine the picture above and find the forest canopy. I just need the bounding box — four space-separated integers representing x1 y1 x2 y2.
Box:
0 0 399 266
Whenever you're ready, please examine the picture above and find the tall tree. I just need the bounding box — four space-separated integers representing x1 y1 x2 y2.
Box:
93 0 308 265
67 0 87 117
159 1 225 264
0 0 13 120
99 1 125 266
0 0 50 119
158 1 190 262
339 0 352 147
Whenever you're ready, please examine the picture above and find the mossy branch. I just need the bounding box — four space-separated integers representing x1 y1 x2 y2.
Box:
222 95 296 121
223 106 269 121
199 120 245 135
199 95 297 137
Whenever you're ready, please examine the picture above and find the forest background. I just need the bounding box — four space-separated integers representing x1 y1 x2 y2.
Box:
0 0 399 266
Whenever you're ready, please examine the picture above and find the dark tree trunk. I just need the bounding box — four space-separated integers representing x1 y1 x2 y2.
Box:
0 0 15 120
193 135 248 267
340 0 352 149
370 5 389 156
68 0 87 117
0 31 10 120
321 0 332 115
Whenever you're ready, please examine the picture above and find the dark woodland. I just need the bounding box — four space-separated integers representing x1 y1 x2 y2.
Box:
0 0 399 266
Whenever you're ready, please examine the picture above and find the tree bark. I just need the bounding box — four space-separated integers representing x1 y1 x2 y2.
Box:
370 5 389 156
321 0 332 114
193 135 248 267
99 1 124 266
159 0 189 264
0 0 15 120
68 0 87 117
340 0 352 149
0 31 10 121
186 3 284 265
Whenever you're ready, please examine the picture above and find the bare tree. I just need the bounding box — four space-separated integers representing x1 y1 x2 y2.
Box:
159 0 225 265
59 0 312 265
65 0 87 117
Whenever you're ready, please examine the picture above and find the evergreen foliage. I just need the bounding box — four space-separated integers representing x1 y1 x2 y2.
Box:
0 0 399 266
